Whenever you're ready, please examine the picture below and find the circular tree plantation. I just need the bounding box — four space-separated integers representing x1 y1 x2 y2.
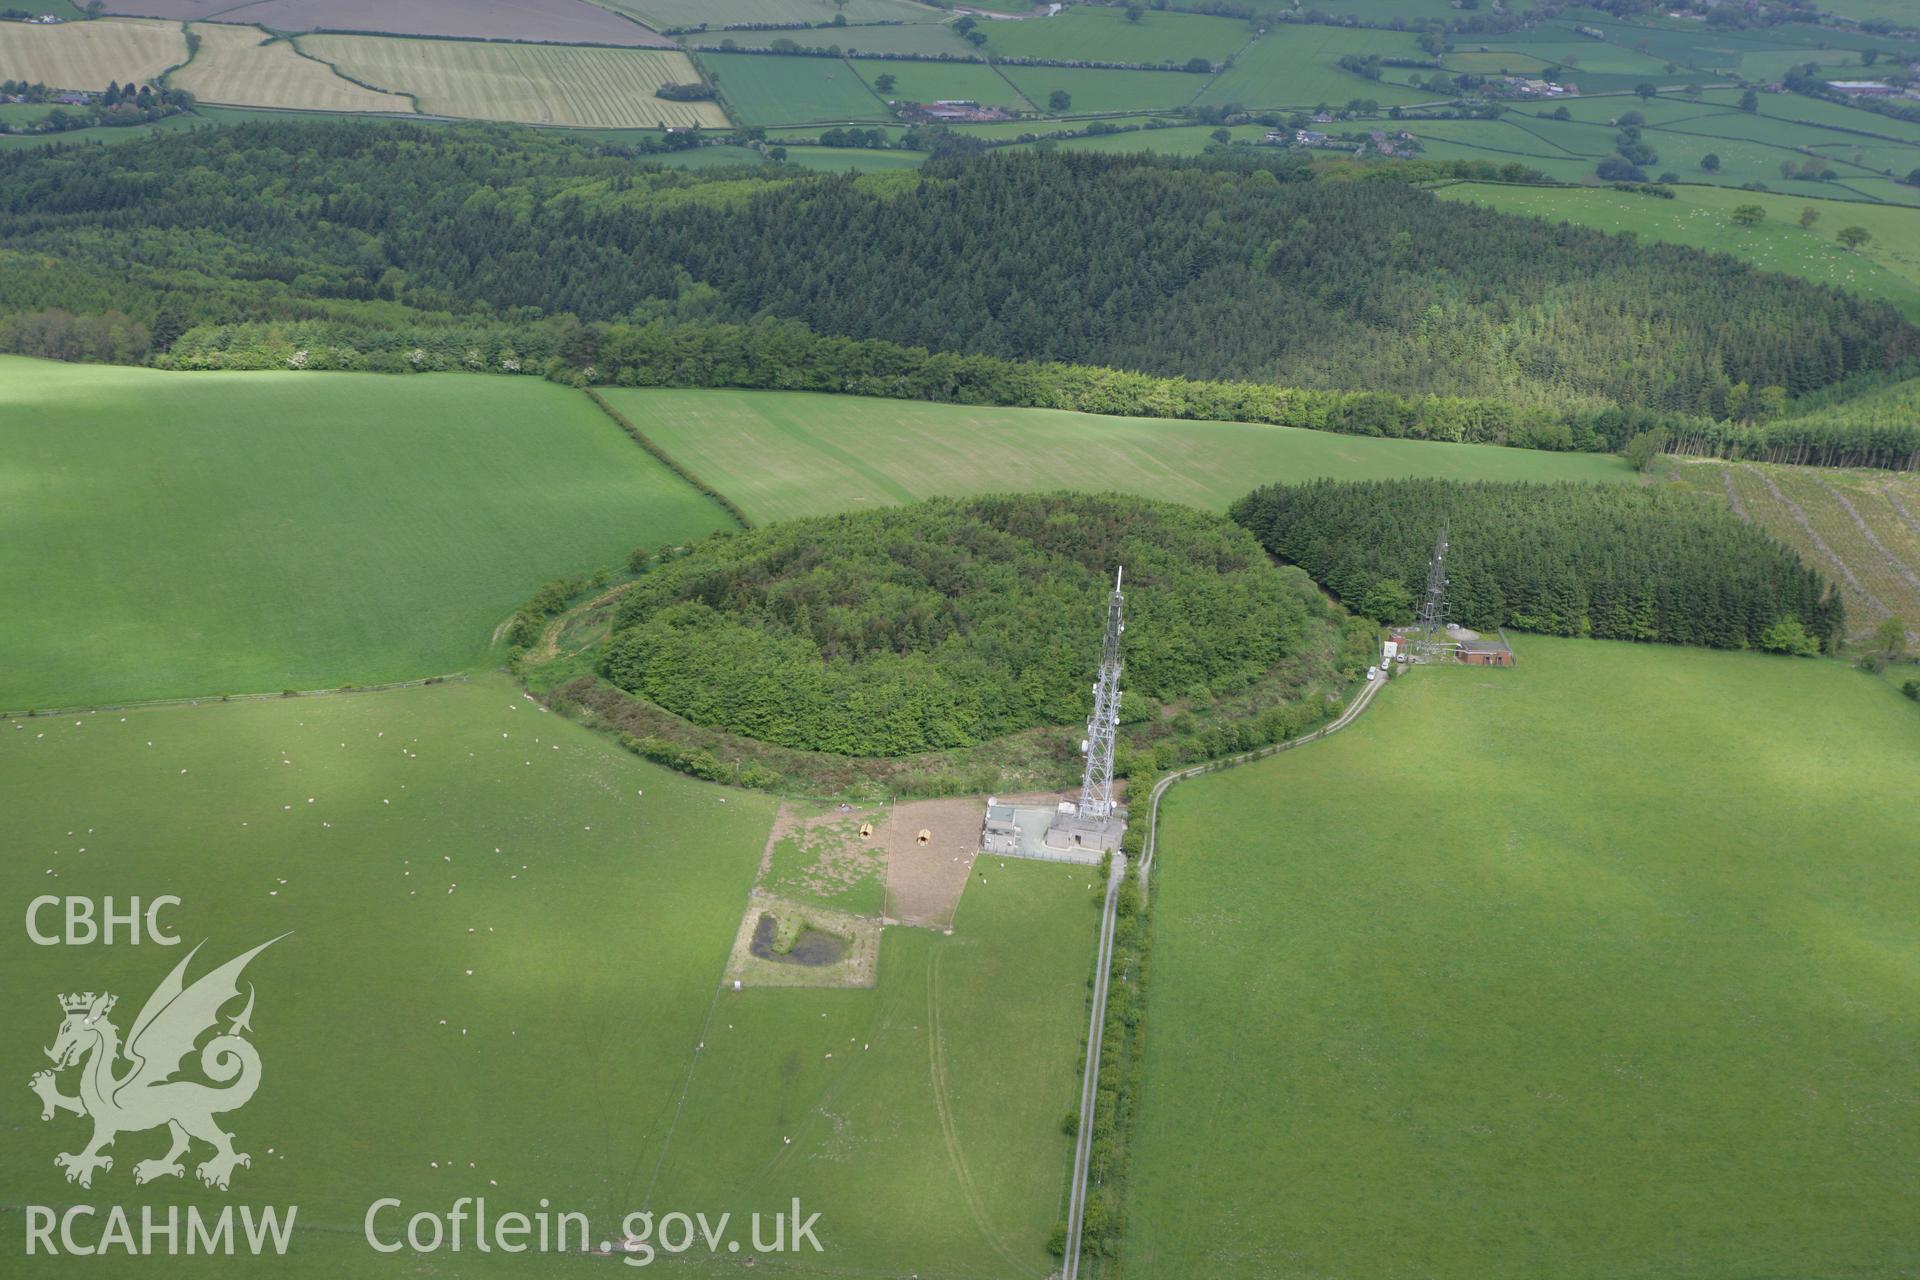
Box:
597 494 1313 756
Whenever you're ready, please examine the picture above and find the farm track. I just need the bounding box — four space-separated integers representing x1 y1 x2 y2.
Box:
927 950 1027 1274
2 672 470 720
1061 672 1383 1280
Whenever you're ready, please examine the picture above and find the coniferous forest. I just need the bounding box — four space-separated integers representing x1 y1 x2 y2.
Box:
1231 479 1846 652
0 123 1912 425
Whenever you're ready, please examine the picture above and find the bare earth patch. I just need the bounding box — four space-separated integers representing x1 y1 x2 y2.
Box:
722 891 879 989
877 792 1072 930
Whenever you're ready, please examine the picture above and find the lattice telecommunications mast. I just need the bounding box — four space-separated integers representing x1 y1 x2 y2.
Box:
1047 567 1128 852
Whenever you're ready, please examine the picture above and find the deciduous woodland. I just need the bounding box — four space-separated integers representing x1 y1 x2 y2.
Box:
1232 478 1847 651
597 494 1310 757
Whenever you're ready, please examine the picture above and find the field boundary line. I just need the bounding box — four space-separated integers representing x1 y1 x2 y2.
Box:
1061 673 1383 1280
289 31 424 113
582 388 755 529
1 671 470 720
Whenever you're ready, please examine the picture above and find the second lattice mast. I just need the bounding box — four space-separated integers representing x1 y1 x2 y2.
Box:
1414 523 1450 661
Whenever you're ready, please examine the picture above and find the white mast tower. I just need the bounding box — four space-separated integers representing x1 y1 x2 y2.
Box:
1049 567 1128 851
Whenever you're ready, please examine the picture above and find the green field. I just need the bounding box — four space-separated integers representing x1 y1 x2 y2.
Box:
1398 94 1920 198
0 112 201 149
1199 25 1435 109
0 359 734 710
0 673 1090 1274
645 856 1096 1275
979 6 1248 66
775 144 927 170
1390 101 1912 195
602 388 1633 526
1437 182 1920 320
702 23 973 56
1127 637 1920 1278
851 56 1028 110
597 0 941 26
700 51 887 124
1019 122 1269 156
999 63 1208 114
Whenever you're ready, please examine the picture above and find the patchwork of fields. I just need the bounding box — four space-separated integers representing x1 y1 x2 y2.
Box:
5 4 1920 1259
0 359 737 710
1200 24 1435 109
1127 637 1920 1278
977 6 1248 66
104 0 672 45
303 35 726 128
603 388 1634 525
1437 182 1920 320
1400 89 1920 205
174 23 413 113
596 0 942 26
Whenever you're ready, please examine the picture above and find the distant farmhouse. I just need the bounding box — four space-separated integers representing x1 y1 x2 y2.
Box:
905 100 1009 123
1826 80 1896 96
1505 77 1578 97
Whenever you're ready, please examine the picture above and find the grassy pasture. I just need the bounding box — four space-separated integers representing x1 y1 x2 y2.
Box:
1021 122 1269 155
700 51 886 123
1198 25 1434 109
1435 182 1920 319
1126 637 1920 1279
999 63 1208 114
1399 93 1920 196
776 144 926 170
703 23 972 56
852 55 1027 110
303 35 726 128
0 112 201 148
0 673 1092 1275
175 23 414 114
0 16 186 91
0 674 779 1275
979 6 1248 66
648 857 1096 1276
1545 88 1744 125
601 388 1633 526
1442 50 1558 75
596 0 941 27
0 359 736 710
1842 175 1920 208
1402 134 1604 183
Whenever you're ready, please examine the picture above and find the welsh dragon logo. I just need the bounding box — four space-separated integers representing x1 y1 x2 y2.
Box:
30 936 286 1191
